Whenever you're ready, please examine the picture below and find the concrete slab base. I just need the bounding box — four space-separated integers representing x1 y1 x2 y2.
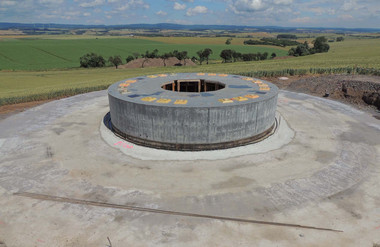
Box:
0 90 379 246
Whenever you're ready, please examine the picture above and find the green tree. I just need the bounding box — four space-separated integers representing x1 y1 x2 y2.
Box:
196 50 205 65
202 48 213 64
79 53 106 68
220 49 233 63
126 55 134 63
140 53 149 68
160 52 172 67
313 36 330 53
271 52 277 59
336 36 344 42
232 50 241 62
108 55 122 69
225 38 232 45
173 50 188 65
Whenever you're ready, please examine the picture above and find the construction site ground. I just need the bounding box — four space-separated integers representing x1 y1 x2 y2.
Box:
0 77 379 246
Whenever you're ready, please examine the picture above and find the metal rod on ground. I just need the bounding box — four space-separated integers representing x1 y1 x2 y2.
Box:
14 192 343 233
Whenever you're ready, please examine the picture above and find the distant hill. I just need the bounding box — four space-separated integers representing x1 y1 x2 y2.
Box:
1 22 380 33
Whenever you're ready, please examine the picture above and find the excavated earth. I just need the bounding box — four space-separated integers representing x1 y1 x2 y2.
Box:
268 74 380 115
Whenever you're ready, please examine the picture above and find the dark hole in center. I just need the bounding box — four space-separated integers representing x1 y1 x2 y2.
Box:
161 79 225 93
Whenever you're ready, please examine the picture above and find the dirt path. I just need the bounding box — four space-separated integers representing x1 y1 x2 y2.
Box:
0 100 52 121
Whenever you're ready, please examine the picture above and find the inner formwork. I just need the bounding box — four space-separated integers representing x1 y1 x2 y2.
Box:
161 79 226 93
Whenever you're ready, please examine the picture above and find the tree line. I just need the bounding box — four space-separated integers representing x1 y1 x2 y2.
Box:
219 49 276 63
79 48 214 68
288 36 330 57
244 38 300 47
80 37 330 69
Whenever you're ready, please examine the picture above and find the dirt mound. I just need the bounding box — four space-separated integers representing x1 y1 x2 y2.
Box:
268 74 380 112
119 57 196 69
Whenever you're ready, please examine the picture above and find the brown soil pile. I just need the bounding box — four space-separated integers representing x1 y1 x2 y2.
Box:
119 57 196 69
268 74 380 113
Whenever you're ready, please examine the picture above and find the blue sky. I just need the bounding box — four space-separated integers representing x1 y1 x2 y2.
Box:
0 0 379 28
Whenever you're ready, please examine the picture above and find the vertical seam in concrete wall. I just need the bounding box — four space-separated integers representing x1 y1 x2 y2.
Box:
207 108 210 143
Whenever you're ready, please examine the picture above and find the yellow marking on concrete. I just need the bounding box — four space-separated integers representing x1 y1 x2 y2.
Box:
259 87 270 91
174 99 188 105
157 74 168 77
119 83 130 87
141 97 157 102
125 80 137 83
147 75 158 78
244 94 259 99
253 80 263 84
232 96 248 101
242 77 254 81
197 73 205 75
208 73 217 76
156 98 171 104
218 74 228 77
218 98 234 103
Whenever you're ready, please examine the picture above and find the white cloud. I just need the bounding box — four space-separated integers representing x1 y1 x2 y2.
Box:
273 0 292 5
0 0 17 6
156 10 167 16
65 11 80 16
80 0 105 8
83 12 91 16
341 0 358 11
339 14 353 20
116 0 149 11
186 5 208 16
174 2 186 10
290 16 311 23
230 0 295 14
231 0 265 13
39 0 64 4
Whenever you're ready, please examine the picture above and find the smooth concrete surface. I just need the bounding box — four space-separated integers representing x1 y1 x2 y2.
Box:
0 90 379 247
108 73 278 146
100 112 294 160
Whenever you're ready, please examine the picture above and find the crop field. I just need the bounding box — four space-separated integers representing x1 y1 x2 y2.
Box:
0 38 379 106
0 37 287 71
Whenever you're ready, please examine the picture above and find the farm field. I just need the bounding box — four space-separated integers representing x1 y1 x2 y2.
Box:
0 38 380 105
0 37 287 71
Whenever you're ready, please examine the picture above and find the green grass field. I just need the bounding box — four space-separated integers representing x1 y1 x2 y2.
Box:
0 37 287 71
0 38 379 106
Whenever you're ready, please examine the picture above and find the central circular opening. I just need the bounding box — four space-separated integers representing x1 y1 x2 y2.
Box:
161 79 225 93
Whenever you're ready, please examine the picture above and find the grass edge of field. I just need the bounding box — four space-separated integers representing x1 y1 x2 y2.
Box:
1 66 379 107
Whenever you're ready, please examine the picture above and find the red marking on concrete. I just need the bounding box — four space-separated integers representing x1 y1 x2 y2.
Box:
37 239 45 243
375 225 380 229
114 141 133 149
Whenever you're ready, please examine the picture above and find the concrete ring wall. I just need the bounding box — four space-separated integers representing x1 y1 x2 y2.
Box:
107 73 278 150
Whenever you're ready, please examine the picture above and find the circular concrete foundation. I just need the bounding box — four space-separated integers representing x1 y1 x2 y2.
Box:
108 73 278 150
0 89 379 246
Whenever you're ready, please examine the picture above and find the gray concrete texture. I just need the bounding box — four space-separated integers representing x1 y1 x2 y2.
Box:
0 89 379 246
108 73 278 146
